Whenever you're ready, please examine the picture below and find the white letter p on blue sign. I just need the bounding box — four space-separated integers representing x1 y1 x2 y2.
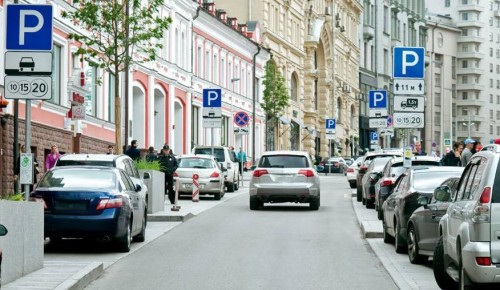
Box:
393 47 425 79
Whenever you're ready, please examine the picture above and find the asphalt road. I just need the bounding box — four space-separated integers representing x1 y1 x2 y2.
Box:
84 174 398 290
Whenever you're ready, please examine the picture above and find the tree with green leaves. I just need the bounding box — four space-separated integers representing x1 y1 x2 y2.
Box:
261 61 289 150
62 0 172 152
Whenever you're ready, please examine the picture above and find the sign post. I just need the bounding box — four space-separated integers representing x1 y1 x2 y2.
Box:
234 111 249 187
5 4 53 200
368 90 388 149
202 89 222 157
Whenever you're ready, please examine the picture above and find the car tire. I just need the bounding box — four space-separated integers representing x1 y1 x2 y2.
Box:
234 177 239 191
395 220 406 253
214 191 222 200
383 221 394 244
117 221 132 253
349 181 356 188
249 196 260 210
227 182 235 192
362 197 366 205
433 237 457 290
133 212 147 243
407 225 427 264
366 199 374 209
310 197 320 210
377 208 384 220
356 186 362 202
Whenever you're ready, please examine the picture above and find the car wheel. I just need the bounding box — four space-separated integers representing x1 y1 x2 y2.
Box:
407 225 427 264
377 208 384 220
133 212 146 243
383 221 394 244
356 186 362 202
234 177 239 191
362 197 366 205
433 237 457 290
366 199 374 209
310 197 320 210
214 191 222 200
117 221 132 253
395 220 406 253
349 181 356 188
227 182 235 192
249 196 260 210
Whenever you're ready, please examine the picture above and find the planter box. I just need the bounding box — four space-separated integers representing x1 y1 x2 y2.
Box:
0 200 44 285
139 170 165 214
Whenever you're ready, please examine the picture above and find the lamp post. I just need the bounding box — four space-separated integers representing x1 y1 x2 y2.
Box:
230 78 240 147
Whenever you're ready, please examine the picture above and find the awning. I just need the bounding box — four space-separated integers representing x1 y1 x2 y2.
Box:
279 116 290 125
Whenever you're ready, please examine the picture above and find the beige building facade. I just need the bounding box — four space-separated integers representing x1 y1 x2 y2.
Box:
215 0 361 157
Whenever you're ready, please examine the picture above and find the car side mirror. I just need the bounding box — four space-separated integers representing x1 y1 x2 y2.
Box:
433 186 451 202
417 196 429 208
0 224 7 236
357 162 361 167
143 172 151 179
135 184 142 192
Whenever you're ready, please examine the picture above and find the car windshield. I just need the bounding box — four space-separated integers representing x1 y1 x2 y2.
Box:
178 157 214 169
194 148 225 162
371 157 393 171
413 171 462 193
259 155 308 168
38 169 116 189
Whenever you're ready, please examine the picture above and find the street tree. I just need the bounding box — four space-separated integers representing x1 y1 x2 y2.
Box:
261 61 289 150
62 0 172 152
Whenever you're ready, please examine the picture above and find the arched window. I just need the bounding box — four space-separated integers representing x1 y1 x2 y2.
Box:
290 73 298 101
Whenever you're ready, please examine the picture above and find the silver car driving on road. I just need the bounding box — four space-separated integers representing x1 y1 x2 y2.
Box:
249 151 321 210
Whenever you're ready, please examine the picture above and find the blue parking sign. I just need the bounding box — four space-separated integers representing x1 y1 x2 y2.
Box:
6 4 53 51
203 89 222 107
369 90 387 109
370 132 378 141
325 119 336 129
393 47 425 79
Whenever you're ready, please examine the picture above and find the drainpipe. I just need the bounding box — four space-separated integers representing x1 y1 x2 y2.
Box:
191 7 201 76
252 45 261 165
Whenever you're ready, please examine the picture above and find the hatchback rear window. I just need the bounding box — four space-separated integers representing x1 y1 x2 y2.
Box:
259 155 308 168
38 169 116 189
178 158 214 169
194 148 225 162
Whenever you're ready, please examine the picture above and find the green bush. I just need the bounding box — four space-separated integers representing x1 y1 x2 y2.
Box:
0 193 25 201
135 159 162 171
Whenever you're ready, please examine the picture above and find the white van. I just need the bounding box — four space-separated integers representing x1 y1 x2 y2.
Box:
192 146 240 192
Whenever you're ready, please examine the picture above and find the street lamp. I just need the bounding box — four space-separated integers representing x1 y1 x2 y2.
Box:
230 78 240 147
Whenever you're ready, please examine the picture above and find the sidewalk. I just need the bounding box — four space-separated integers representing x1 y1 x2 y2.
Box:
2 173 251 290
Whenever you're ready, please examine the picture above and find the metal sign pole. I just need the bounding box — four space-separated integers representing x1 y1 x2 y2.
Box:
24 100 31 201
240 137 244 187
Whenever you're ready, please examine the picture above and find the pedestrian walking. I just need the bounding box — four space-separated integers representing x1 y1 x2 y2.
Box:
146 146 158 162
159 146 178 204
441 141 463 166
106 144 114 155
125 140 141 161
45 144 61 171
237 147 247 174
461 138 475 166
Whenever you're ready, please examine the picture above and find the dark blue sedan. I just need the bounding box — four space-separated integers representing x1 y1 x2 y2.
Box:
30 166 147 252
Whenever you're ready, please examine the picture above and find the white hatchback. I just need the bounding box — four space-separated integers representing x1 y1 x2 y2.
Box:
346 157 363 188
249 151 321 210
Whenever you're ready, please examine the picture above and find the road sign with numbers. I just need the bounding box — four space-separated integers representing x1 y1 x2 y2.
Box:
393 112 425 128
5 76 52 100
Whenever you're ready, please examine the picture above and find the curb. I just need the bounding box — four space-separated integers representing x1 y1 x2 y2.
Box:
147 212 194 222
55 262 103 290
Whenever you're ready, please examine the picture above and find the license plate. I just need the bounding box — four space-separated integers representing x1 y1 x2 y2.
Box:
54 200 88 211
183 184 192 189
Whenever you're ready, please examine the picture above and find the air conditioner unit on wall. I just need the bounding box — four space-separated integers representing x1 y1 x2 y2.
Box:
344 84 351 93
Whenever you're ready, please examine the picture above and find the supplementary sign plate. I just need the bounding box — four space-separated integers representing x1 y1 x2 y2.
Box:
4 51 52 75
203 117 221 128
394 95 424 112
4 75 51 99
393 112 424 128
393 79 424 95
369 118 387 128
369 109 388 118
202 107 222 119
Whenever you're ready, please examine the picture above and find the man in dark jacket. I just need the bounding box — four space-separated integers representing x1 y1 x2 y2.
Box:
125 140 141 161
441 141 463 166
159 146 178 204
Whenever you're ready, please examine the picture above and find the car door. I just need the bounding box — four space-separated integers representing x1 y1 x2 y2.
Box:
120 170 142 233
384 173 408 236
429 179 457 247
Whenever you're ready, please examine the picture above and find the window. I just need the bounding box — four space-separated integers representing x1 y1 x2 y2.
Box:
221 116 229 146
462 13 468 21
191 106 200 148
197 47 202 77
205 51 210 81
491 78 494 88
462 29 468 36
50 44 62 105
463 76 468 84
497 111 500 120
491 63 494 72
290 73 298 101
491 125 494 135
491 110 494 119
491 94 494 103
221 58 226 88
462 92 468 100
84 65 98 116
435 73 441 87
452 57 456 79
491 48 494 57
498 95 500 104
462 45 469 52
462 60 468 68
107 73 115 123
445 0 450 7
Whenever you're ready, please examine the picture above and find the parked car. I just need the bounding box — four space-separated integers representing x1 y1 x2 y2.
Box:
192 146 240 192
30 166 147 252
434 145 500 289
174 155 226 200
361 156 393 208
249 151 321 210
356 149 403 202
56 154 149 207
0 224 7 286
406 177 459 264
319 157 347 173
374 156 442 220
382 166 464 253
346 157 363 188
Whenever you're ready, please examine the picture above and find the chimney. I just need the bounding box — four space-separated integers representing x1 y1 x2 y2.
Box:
238 24 247 34
227 17 238 30
203 3 215 15
216 9 227 22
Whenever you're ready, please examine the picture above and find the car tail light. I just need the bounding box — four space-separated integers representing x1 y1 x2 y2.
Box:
253 169 269 177
173 172 179 177
381 178 393 187
210 171 220 178
476 257 492 266
96 198 123 210
347 168 354 173
298 169 315 177
472 187 491 223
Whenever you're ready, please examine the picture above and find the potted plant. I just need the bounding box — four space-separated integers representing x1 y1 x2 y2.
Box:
135 159 164 214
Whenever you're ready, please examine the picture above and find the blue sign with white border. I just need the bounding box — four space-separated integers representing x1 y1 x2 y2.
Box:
203 89 222 107
393 47 425 79
370 132 378 141
369 90 387 109
6 4 53 51
325 119 336 129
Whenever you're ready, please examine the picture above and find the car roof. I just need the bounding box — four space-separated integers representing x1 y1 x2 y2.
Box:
58 153 128 162
390 156 441 164
261 150 310 157
410 166 464 173
180 154 215 160
51 165 119 172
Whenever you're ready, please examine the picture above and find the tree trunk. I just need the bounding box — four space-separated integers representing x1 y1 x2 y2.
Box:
115 71 122 153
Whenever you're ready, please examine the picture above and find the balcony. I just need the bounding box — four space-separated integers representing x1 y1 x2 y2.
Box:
456 67 484 75
457 36 485 43
363 25 375 40
457 5 484 12
456 20 484 28
457 51 484 59
457 99 485 107
456 83 485 91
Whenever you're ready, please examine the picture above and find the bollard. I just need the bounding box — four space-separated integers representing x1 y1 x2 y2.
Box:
192 174 199 202
171 178 181 211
